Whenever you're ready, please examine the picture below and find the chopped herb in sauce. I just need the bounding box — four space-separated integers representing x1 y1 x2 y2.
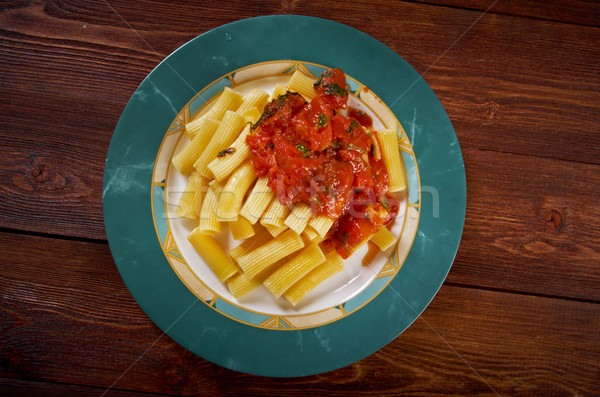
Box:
317 113 330 128
253 91 301 130
217 147 236 157
322 82 348 97
347 143 366 153
347 119 360 135
313 71 334 88
342 231 350 255
296 143 310 158
378 195 391 211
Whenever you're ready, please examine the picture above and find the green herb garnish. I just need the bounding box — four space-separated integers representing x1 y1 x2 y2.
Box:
378 195 391 211
253 91 297 129
347 119 359 135
296 143 310 158
217 147 235 157
322 83 348 97
317 113 330 128
313 70 334 88
342 231 350 255
347 143 366 153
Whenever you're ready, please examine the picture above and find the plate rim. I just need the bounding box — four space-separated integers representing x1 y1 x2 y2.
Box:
103 15 466 377
151 59 420 328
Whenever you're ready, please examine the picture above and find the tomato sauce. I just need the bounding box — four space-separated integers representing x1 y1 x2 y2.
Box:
246 68 398 258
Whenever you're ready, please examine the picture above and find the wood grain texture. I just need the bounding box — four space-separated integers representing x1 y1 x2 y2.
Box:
447 147 600 301
1 232 598 395
0 378 168 397
1 1 599 394
1 0 599 241
411 0 600 27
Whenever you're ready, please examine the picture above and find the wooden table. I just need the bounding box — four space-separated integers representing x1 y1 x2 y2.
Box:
1 1 599 395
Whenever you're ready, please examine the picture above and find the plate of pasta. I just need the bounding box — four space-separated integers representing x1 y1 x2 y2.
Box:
103 15 466 377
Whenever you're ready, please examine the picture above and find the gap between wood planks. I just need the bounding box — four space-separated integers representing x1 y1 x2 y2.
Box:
401 0 600 28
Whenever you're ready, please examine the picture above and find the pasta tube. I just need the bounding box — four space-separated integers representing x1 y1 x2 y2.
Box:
193 110 246 178
308 215 335 237
216 162 257 221
237 229 304 278
227 257 286 298
283 250 344 305
186 87 243 138
229 216 255 240
270 83 287 99
264 224 288 237
175 171 208 219
240 107 261 124
229 228 272 262
302 226 319 241
284 203 312 234
288 70 317 101
197 186 220 234
236 88 269 114
370 226 397 251
172 118 220 175
239 177 275 224
227 272 262 298
379 128 406 192
207 123 253 182
187 228 239 282
263 243 326 298
260 197 290 228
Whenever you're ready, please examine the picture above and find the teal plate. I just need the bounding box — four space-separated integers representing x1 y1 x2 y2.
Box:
103 15 466 377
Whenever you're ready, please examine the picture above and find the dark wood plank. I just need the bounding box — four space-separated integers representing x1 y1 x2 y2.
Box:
1 232 599 395
0 378 169 397
1 1 599 240
290 1 600 165
2 140 598 302
0 90 115 240
412 0 600 27
0 1 599 241
448 147 600 301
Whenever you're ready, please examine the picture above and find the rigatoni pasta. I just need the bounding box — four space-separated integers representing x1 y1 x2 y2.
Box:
283 250 344 305
239 177 275 224
175 171 208 219
187 228 239 282
170 67 406 305
207 123 253 182
193 110 246 178
260 197 290 228
379 128 406 192
197 186 220 235
216 161 257 221
287 70 317 100
236 229 305 279
370 226 397 251
186 87 243 138
263 243 326 298
229 216 255 241
283 203 312 234
172 118 220 175
236 88 269 114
